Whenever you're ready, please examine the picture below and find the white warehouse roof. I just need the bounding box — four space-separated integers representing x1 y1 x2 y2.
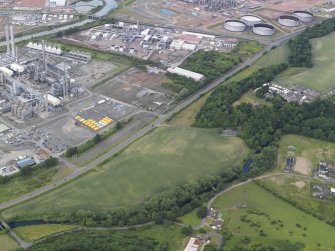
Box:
167 67 205 81
182 31 215 40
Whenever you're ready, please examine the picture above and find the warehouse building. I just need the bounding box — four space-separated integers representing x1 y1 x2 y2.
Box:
167 67 205 81
16 157 36 169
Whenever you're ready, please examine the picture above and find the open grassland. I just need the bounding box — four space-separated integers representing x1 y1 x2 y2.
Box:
1 127 249 220
226 65 261 84
14 225 79 242
168 92 211 126
233 92 271 107
212 182 335 251
277 135 335 174
256 42 290 67
258 175 335 225
275 32 335 94
178 207 202 227
0 164 72 204
0 232 19 251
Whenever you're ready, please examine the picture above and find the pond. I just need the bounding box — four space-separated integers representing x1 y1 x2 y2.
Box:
72 0 118 15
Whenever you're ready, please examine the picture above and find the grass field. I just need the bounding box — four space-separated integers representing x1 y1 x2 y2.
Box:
168 92 211 126
212 182 335 251
233 92 270 107
276 134 335 174
0 232 19 251
14 225 78 242
178 207 202 227
258 175 335 225
1 127 249 220
275 32 335 94
255 42 290 67
0 164 72 204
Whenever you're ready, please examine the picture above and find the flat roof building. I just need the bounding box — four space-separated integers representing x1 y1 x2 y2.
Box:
167 67 205 81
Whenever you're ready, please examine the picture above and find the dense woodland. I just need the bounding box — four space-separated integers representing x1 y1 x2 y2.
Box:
288 18 335 67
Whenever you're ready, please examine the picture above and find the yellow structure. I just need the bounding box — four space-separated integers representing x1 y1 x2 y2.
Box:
75 116 113 131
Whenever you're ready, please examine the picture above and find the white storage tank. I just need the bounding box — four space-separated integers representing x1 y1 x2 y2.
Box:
293 11 314 22
224 20 247 32
278 15 300 27
241 15 262 26
253 23 275 36
10 63 25 73
0 67 13 77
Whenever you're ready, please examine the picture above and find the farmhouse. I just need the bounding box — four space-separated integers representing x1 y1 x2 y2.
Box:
183 237 203 251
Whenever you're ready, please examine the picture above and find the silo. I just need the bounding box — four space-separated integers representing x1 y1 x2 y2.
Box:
293 11 314 22
278 15 300 27
241 15 262 27
253 23 275 36
223 20 247 32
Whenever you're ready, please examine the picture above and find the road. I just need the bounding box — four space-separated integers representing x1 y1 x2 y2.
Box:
0 28 304 211
0 19 93 48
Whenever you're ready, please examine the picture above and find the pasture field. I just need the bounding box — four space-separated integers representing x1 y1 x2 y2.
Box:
258 175 335 225
275 32 335 94
255 42 290 67
0 164 72 204
0 232 19 251
1 127 249 220
212 182 335 251
14 225 79 242
276 134 335 174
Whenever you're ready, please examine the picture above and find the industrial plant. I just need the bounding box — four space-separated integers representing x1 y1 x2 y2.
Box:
0 23 85 123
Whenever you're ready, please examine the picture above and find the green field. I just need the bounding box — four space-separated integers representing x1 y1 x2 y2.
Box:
1 127 249 220
0 232 19 251
178 207 202 227
258 175 335 225
276 134 335 174
255 42 290 67
212 182 335 251
233 92 270 108
0 164 72 204
275 32 335 93
14 225 78 242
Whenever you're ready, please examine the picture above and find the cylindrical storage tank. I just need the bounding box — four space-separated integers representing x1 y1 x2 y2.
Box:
293 11 314 22
223 20 247 32
253 23 275 36
241 15 262 26
278 15 300 27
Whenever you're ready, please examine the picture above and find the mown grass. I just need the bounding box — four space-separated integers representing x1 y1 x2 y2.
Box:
1 127 249 220
212 182 335 251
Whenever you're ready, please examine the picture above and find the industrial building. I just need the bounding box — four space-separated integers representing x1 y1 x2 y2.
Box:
177 0 236 11
16 157 36 169
167 67 205 81
0 23 85 123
